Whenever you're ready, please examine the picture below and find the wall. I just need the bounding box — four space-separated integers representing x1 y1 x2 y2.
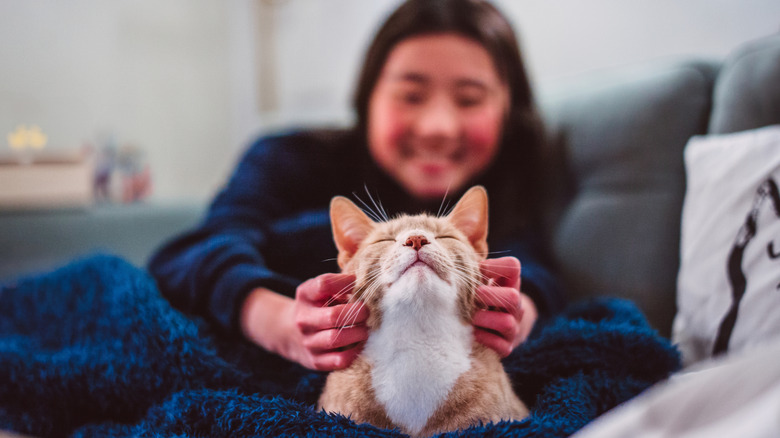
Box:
266 0 780 127
1 0 778 202
0 0 249 202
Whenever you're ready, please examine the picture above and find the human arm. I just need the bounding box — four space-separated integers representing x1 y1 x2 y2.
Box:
148 132 365 363
240 273 369 371
147 136 303 334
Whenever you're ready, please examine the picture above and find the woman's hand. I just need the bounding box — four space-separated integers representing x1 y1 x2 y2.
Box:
241 273 369 371
474 257 538 357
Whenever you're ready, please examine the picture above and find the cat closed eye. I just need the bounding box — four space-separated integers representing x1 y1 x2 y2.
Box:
371 238 395 245
436 236 458 240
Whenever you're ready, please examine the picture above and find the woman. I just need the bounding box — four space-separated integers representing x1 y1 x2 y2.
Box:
149 0 564 371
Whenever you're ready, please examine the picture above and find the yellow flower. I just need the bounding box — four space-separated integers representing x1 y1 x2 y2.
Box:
6 125 48 150
28 125 48 149
8 126 27 150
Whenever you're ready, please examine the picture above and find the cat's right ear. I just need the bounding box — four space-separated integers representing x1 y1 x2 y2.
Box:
447 186 489 259
330 196 375 268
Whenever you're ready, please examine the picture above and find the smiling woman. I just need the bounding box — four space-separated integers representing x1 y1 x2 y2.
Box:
367 34 508 200
148 0 563 376
6 1 780 436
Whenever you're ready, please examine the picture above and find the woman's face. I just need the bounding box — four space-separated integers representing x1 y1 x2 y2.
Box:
367 33 509 201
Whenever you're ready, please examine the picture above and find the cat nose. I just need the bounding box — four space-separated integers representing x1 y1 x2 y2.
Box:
404 235 430 251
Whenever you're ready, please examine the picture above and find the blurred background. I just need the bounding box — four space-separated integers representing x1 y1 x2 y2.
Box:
1 0 779 204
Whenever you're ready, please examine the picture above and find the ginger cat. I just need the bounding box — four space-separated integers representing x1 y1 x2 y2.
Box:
319 186 528 437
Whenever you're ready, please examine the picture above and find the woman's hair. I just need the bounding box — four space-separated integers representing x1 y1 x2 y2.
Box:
352 0 547 234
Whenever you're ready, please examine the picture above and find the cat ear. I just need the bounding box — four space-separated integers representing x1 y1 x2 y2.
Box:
447 186 489 259
330 196 375 268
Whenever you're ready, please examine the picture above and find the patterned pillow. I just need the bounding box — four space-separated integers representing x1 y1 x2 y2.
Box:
674 125 780 365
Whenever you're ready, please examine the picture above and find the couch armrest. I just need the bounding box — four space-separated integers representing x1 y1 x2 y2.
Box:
0 203 205 282
709 34 780 134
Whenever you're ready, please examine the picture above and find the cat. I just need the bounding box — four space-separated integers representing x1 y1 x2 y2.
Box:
318 186 528 437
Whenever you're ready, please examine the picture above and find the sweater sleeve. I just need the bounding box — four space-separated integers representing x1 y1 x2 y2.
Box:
148 134 307 335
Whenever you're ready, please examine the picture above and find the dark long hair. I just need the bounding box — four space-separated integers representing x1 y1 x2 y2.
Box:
352 0 547 236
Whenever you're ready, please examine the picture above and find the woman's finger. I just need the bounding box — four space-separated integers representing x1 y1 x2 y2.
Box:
311 347 364 371
473 309 519 339
473 328 512 358
476 285 522 317
304 325 369 353
299 302 369 332
297 273 356 305
479 257 521 289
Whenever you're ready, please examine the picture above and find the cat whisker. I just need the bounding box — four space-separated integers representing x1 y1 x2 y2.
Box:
449 271 482 291
472 250 512 257
474 280 518 311
446 264 520 310
331 277 385 344
437 183 452 218
321 262 387 308
352 185 390 223
477 266 519 279
353 192 385 223
330 268 384 326
364 184 390 222
323 281 360 307
332 304 364 341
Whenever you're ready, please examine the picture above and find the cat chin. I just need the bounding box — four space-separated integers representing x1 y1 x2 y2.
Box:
383 269 455 310
391 254 449 285
389 265 438 290
400 261 432 277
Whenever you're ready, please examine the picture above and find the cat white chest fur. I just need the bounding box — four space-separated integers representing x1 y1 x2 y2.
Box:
363 267 473 435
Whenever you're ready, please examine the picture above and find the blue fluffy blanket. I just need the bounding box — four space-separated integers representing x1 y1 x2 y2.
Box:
0 255 679 437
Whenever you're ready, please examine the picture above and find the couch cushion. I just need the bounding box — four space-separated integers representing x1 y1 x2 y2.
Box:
674 125 780 365
709 34 780 134
539 60 719 335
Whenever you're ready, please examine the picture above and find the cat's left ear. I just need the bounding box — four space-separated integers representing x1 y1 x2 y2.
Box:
330 196 375 268
447 186 489 259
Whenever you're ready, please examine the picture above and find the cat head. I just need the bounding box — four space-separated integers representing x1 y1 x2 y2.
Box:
329 186 489 326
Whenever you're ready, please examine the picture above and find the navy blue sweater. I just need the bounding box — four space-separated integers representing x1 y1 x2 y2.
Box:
148 130 564 335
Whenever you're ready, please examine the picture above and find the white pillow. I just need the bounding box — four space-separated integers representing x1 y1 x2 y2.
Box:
674 125 780 366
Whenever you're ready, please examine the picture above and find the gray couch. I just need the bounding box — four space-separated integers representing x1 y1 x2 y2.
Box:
2 34 778 337
540 34 780 336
